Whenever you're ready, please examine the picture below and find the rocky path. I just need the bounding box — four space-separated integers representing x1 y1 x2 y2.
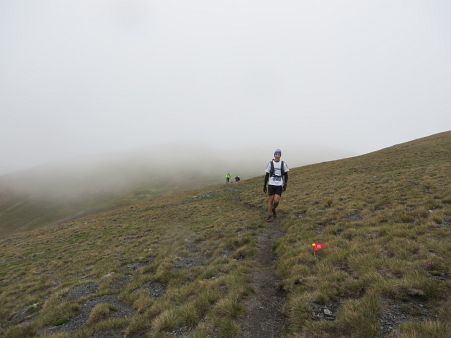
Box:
240 217 287 338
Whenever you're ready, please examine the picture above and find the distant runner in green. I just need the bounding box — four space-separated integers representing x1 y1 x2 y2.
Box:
225 172 231 183
263 149 289 222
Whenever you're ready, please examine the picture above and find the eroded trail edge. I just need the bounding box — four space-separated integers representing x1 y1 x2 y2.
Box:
240 218 287 338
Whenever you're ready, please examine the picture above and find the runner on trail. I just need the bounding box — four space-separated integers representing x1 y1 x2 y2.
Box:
263 149 289 222
225 172 231 183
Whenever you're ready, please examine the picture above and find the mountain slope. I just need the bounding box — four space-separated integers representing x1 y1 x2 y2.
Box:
239 130 451 337
0 131 449 338
0 145 351 235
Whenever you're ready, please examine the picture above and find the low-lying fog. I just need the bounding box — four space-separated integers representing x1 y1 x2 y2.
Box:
0 144 352 200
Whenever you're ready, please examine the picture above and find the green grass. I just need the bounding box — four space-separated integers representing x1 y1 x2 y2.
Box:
0 176 222 235
239 131 451 337
0 185 259 337
0 131 450 337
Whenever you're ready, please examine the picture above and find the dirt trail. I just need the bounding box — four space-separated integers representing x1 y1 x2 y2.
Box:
240 217 287 338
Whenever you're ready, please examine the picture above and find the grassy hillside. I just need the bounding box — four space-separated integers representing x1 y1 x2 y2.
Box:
0 131 450 337
240 131 451 337
0 176 220 235
0 185 261 338
0 144 352 235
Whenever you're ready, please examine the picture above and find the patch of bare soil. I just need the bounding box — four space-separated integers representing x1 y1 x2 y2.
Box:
121 255 155 272
65 282 98 300
168 325 192 338
310 302 339 321
44 295 134 334
141 280 166 298
240 218 287 338
89 328 124 338
380 298 438 335
109 275 133 290
173 255 208 270
348 212 363 221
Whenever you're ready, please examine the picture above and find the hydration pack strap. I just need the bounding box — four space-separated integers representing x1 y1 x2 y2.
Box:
270 160 284 177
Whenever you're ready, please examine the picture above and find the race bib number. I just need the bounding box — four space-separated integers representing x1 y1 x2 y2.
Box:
272 176 282 182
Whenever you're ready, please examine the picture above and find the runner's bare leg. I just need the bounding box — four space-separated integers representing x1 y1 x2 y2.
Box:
273 194 281 210
267 195 275 216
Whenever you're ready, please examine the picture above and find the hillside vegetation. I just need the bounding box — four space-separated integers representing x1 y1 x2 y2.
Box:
0 175 220 235
0 131 450 338
240 131 451 337
0 144 349 235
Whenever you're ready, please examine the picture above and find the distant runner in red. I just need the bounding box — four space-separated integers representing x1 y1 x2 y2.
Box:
263 149 289 222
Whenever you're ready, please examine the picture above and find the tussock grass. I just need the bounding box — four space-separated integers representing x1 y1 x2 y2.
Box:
87 303 115 324
0 180 261 337
240 131 451 337
1 131 450 337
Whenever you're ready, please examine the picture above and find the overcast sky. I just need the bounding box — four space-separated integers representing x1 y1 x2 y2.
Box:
1 0 450 175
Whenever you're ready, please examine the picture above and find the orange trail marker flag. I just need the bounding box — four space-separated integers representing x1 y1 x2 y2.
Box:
312 242 328 253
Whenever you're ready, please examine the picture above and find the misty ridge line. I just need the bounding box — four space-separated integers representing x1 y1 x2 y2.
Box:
0 144 352 200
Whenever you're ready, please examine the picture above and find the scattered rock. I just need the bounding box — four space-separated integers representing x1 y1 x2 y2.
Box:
239 215 286 338
90 328 124 338
315 224 325 234
169 325 191 337
123 256 154 272
192 192 216 200
406 288 425 298
429 272 449 281
125 262 145 271
380 298 437 335
366 232 378 240
102 272 115 279
184 238 201 252
348 212 363 221
296 211 307 219
437 220 451 228
222 249 232 258
65 282 98 301
294 278 304 285
173 256 207 270
144 255 156 264
323 308 333 316
310 302 338 321
109 275 133 290
142 281 166 298
46 295 134 333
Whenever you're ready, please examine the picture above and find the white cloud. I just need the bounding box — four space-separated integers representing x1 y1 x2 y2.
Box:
0 0 450 174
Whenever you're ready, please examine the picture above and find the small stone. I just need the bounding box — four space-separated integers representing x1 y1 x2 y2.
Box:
102 272 115 279
323 308 333 316
294 278 304 285
407 288 425 297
